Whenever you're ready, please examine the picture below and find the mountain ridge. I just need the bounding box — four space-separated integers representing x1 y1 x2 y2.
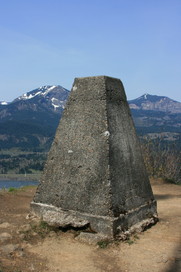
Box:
1 89 180 106
0 86 180 151
129 93 181 113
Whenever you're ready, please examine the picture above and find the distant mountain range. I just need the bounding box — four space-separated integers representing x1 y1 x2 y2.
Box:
0 86 180 151
129 93 181 113
129 94 181 144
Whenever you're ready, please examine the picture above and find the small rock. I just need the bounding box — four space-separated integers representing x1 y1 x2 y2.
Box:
0 244 19 254
0 232 12 241
75 232 108 245
0 222 13 229
26 213 32 220
19 224 32 232
24 243 32 248
21 242 29 248
29 263 35 271
32 231 38 236
48 231 57 238
26 213 40 224
19 233 26 239
15 248 25 257
20 242 32 250
156 255 168 263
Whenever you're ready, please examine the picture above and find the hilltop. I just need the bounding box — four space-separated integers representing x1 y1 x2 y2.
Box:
0 180 180 272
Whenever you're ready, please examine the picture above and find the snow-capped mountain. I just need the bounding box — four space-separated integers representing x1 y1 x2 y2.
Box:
0 85 69 122
129 93 181 114
0 85 70 151
11 85 69 112
15 86 58 101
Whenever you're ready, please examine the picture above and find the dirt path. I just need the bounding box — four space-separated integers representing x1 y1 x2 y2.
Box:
0 181 181 272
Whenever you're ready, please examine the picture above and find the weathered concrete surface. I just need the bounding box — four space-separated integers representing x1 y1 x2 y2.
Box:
31 76 157 238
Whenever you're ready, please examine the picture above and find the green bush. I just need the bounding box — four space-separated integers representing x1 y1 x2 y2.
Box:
97 239 111 248
8 187 18 192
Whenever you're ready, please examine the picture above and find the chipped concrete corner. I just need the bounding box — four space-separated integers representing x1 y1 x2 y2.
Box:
31 76 158 239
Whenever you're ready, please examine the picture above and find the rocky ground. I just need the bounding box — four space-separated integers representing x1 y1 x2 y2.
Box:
0 180 181 272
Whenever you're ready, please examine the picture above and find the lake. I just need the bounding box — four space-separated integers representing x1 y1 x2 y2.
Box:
0 180 39 190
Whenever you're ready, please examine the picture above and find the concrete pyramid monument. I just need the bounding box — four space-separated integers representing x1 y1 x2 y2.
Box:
31 76 157 238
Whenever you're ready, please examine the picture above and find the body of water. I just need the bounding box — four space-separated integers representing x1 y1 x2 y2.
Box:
0 180 39 189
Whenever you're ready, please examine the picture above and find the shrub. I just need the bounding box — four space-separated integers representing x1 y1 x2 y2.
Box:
141 139 181 184
8 187 18 192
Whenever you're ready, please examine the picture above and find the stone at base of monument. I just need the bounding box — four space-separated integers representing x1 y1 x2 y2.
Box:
31 76 158 239
75 232 108 245
31 199 157 239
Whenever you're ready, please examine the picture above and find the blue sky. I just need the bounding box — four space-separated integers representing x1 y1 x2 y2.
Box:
0 0 181 102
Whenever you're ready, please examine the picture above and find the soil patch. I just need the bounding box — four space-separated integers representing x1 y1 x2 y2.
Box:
0 182 181 272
